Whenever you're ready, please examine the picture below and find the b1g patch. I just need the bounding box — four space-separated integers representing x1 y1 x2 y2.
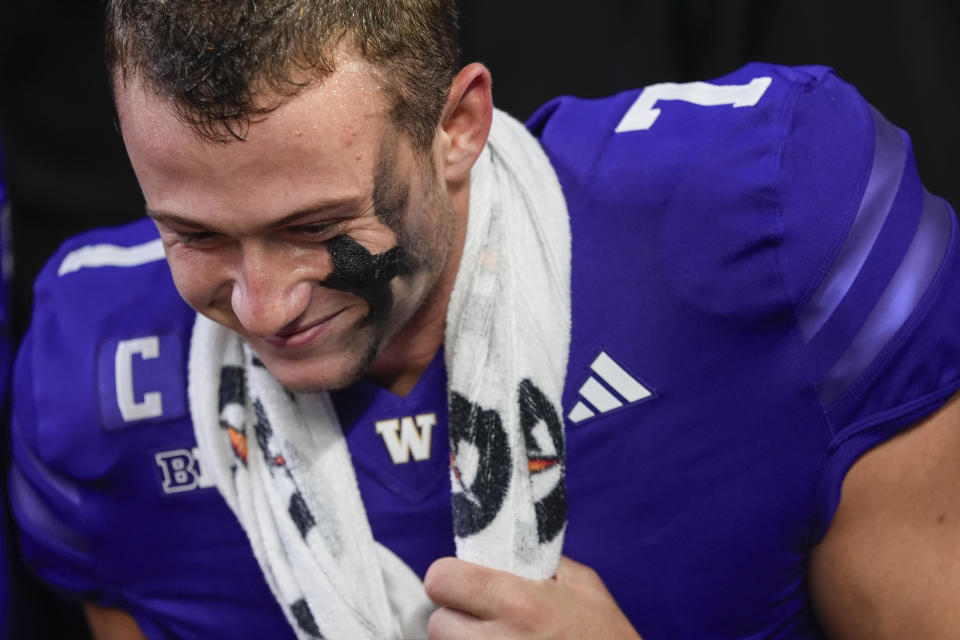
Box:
155 447 216 494
97 333 187 430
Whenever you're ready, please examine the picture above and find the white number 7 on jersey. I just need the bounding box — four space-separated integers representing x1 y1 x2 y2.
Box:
615 76 772 132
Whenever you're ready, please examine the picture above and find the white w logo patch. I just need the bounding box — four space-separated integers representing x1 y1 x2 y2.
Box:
375 413 437 464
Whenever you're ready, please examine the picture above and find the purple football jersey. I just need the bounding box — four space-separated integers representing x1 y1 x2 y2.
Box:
0 149 10 636
10 64 960 639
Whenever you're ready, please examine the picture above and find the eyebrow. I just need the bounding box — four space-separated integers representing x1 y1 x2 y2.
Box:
146 198 363 231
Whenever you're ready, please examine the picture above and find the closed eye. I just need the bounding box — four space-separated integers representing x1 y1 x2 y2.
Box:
288 221 343 240
176 230 220 245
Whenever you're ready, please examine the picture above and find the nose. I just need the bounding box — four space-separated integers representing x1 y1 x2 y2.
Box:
230 247 312 338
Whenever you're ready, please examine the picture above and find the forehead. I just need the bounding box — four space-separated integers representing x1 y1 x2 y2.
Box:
115 55 398 225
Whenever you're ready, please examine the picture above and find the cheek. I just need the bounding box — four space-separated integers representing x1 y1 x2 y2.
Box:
338 220 401 255
402 192 454 270
169 265 218 310
166 244 339 309
165 249 230 309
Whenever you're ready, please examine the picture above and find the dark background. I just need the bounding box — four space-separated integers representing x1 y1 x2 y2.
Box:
0 1 957 637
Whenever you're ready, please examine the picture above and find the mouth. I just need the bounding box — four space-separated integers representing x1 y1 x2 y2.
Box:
262 308 346 349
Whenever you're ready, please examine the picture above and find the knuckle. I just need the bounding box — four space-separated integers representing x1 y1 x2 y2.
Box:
502 590 538 622
423 559 452 601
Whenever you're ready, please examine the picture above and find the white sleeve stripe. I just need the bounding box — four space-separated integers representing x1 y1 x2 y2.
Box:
797 106 906 341
818 190 955 406
57 239 165 276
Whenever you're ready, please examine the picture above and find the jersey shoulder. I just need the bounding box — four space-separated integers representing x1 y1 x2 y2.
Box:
15 217 195 479
539 63 960 542
535 61 958 409
9 218 222 606
528 62 842 200
534 62 886 223
534 63 879 325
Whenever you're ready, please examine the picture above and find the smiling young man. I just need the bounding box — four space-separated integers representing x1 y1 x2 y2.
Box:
9 1 960 639
129 54 466 396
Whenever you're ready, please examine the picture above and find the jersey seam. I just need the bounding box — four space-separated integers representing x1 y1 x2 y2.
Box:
766 70 845 549
768 72 836 446
793 91 877 315
825 375 960 456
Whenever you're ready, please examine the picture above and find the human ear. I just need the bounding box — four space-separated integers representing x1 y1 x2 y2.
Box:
437 63 493 184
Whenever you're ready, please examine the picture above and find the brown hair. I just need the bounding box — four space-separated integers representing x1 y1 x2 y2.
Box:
106 0 459 148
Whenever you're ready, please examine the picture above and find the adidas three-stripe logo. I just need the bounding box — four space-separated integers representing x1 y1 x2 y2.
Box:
567 352 652 424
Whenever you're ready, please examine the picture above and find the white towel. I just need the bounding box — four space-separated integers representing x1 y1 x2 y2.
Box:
189 108 571 639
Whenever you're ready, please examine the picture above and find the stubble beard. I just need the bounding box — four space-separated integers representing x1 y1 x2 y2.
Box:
285 197 455 394
284 137 456 393
339 194 456 391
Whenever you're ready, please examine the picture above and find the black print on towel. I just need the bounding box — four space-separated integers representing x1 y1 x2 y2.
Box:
518 379 567 544
449 392 511 537
291 598 324 638
289 491 316 540
322 235 415 322
218 365 246 412
252 399 287 468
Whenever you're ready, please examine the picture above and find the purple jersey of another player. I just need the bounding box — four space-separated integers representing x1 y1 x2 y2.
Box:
10 64 960 638
0 148 10 394
0 146 11 637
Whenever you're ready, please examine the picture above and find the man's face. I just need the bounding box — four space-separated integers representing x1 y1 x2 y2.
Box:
115 56 458 391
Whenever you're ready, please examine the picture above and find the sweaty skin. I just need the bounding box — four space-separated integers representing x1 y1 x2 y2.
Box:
316 132 435 338
371 135 411 234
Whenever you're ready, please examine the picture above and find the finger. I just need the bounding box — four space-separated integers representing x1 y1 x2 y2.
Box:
423 557 521 620
427 605 486 640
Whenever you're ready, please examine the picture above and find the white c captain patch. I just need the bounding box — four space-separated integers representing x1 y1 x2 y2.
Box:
375 413 436 464
97 332 188 430
116 337 163 421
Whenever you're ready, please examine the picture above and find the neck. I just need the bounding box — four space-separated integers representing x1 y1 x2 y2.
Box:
364 310 445 396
